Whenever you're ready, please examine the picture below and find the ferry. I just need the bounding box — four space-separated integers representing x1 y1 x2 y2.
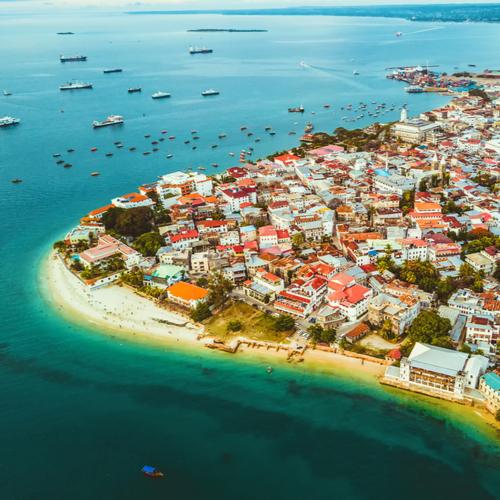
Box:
288 105 304 113
60 81 93 91
189 46 213 54
152 91 171 99
103 68 122 74
128 87 142 93
60 55 86 62
405 85 424 94
92 115 124 128
201 89 220 96
141 466 164 478
0 116 20 127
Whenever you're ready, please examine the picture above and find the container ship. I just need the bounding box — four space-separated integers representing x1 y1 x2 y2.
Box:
189 46 213 54
0 116 20 127
60 81 93 90
60 55 86 62
201 89 220 96
92 115 124 128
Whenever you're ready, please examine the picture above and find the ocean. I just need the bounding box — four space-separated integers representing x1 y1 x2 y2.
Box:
0 9 499 499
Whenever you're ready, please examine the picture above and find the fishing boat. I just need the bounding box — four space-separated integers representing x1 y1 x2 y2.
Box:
11 178 22 184
152 91 171 99
129 147 136 151
218 133 227 139
240 126 247 131
128 87 141 93
288 105 304 113
141 466 164 478
52 153 61 158
63 163 72 168
169 136 175 140
323 104 330 108
56 160 64 165
90 172 100 177
91 147 97 152
212 163 219 167
105 153 113 157
166 154 173 159
67 148 75 153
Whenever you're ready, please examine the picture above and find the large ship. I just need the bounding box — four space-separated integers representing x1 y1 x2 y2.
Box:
103 68 123 74
0 116 21 127
92 115 124 128
128 87 142 93
60 81 93 91
60 55 87 62
405 85 424 93
201 89 220 96
189 46 213 54
152 91 171 99
288 105 304 113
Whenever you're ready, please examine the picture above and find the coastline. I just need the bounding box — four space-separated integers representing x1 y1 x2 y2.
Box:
41 251 500 437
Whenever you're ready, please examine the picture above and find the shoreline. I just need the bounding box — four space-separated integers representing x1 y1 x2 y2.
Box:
41 252 500 437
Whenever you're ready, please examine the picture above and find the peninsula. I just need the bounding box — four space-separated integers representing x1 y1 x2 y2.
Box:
50 74 500 424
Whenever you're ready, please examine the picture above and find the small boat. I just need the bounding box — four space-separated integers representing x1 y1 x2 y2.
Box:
152 91 171 99
184 140 190 144
113 141 121 145
153 147 159 152
91 147 98 152
53 153 61 158
468 63 476 67
191 130 198 134
105 153 113 157
151 141 158 145
189 46 213 55
56 160 64 165
3 90 12 96
211 144 218 149
93 115 124 128
247 132 253 137
128 87 141 93
201 88 220 96
90 171 100 176
141 466 164 478
211 163 219 167
199 166 206 170
129 147 136 151
11 178 22 184
63 163 72 168
192 136 200 140
143 151 151 155
269 131 276 136
145 134 151 138
103 68 122 73
267 366 273 374
240 126 247 131
166 154 173 158
67 148 75 153
169 136 175 140
353 70 359 75
161 130 167 134
229 152 235 157
323 104 330 108
395 31 403 37
192 146 197 150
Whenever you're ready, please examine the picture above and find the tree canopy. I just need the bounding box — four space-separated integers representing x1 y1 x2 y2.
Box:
102 206 154 238
133 232 164 256
406 310 452 349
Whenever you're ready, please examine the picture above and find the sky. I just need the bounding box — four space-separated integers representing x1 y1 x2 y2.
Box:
2 0 500 8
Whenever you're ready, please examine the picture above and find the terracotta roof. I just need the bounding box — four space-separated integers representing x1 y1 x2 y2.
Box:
167 281 209 302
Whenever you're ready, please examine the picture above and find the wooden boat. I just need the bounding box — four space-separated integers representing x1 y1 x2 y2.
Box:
141 465 164 478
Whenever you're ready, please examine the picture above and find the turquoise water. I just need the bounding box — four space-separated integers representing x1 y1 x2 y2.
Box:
0 10 499 499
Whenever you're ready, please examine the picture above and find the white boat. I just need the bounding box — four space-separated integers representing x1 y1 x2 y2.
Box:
0 116 20 127
201 89 220 96
92 115 124 128
353 70 360 75
60 81 93 90
3 90 12 96
152 92 171 99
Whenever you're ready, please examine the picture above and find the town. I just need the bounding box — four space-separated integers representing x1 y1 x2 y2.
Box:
54 85 500 421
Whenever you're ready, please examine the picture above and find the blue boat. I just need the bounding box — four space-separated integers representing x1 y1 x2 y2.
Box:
141 465 164 478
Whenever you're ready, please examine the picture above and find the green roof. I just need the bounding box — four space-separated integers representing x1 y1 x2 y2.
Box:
152 264 185 279
482 372 500 392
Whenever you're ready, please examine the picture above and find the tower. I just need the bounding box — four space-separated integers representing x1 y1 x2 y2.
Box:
400 106 408 123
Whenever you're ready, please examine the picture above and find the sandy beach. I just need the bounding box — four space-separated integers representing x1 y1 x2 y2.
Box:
41 252 386 378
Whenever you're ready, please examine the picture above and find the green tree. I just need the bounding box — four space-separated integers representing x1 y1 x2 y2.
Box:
407 310 452 349
398 261 440 293
227 320 243 332
133 232 164 256
102 206 154 238
378 319 395 341
308 324 336 344
207 272 234 307
292 233 306 248
400 190 415 215
121 269 144 288
196 277 209 288
376 254 397 274
274 315 295 332
190 302 212 322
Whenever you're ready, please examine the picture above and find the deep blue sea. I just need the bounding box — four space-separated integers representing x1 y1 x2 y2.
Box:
0 9 499 499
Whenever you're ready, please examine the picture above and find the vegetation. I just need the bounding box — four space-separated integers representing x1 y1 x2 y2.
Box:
207 271 234 308
227 319 243 332
190 302 212 322
468 88 491 102
274 314 296 332
378 318 396 341
398 260 440 293
102 206 154 237
307 324 336 344
405 310 452 351
399 190 414 215
121 269 144 288
133 232 164 256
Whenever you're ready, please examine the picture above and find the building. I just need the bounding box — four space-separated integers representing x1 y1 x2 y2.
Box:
393 343 488 397
368 293 420 337
243 268 285 303
144 264 186 289
166 281 209 309
111 192 155 209
479 372 500 414
326 273 372 322
393 117 441 144
79 234 141 270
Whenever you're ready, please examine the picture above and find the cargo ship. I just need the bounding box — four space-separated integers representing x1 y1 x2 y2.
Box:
92 115 124 128
189 46 213 54
128 87 142 93
288 105 304 113
103 68 122 74
60 55 87 62
60 81 93 90
201 89 220 96
0 116 21 127
152 91 171 99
